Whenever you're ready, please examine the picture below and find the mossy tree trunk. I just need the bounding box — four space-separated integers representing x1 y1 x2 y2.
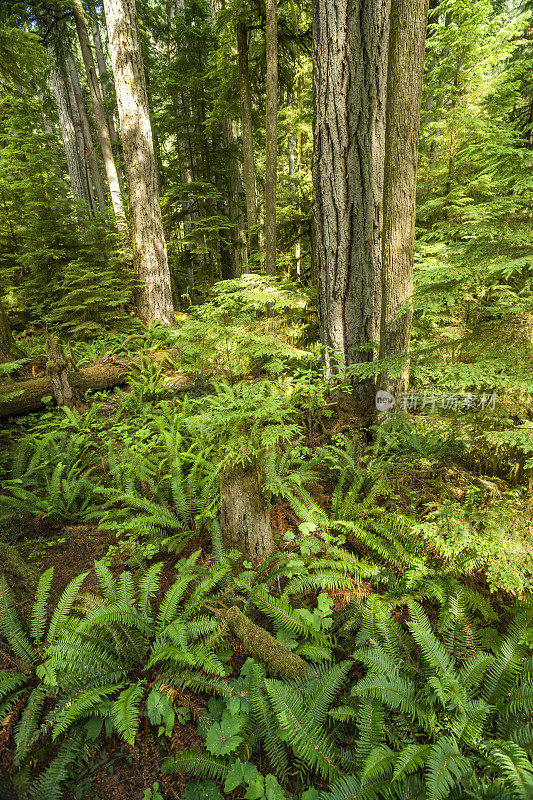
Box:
0 299 23 364
220 467 275 565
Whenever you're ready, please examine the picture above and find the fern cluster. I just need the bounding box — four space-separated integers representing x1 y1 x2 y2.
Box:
0 554 233 796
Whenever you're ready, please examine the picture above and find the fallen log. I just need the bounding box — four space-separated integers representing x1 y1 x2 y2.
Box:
213 605 309 679
0 348 187 418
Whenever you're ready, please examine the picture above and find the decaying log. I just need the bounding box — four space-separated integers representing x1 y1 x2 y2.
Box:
215 605 309 679
0 542 39 593
0 348 184 418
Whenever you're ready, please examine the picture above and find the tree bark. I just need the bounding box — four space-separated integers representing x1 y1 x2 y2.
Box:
88 0 119 142
71 0 127 235
378 0 428 396
236 20 259 257
220 467 275 565
48 44 89 205
221 118 247 277
103 0 174 325
45 335 82 409
264 0 278 277
65 55 108 212
0 349 184 418
313 0 390 408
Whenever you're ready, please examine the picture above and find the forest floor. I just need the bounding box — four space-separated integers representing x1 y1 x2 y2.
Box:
1 324 532 799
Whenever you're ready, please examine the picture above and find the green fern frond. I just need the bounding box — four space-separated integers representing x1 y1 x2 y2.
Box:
111 680 146 745
0 576 35 664
483 613 531 704
392 743 431 781
249 663 289 779
425 737 471 800
162 749 229 780
31 568 54 646
484 740 533 800
354 673 434 733
51 684 123 740
13 686 46 767
306 661 352 725
47 572 89 644
319 774 391 800
139 562 163 614
27 729 85 800
264 679 340 780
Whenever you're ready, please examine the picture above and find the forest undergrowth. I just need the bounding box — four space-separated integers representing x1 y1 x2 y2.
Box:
1 278 532 800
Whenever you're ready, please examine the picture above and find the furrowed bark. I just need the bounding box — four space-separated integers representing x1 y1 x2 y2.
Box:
103 0 174 325
65 55 108 212
313 0 390 408
48 44 88 205
378 0 428 396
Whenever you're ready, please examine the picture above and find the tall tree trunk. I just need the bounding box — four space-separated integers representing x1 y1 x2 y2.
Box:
169 0 204 298
209 0 246 276
221 120 246 277
64 55 97 213
48 45 88 205
287 132 301 278
313 0 390 409
103 0 174 325
264 0 278 277
65 55 108 212
378 0 428 396
71 0 127 235
87 0 119 142
236 20 259 257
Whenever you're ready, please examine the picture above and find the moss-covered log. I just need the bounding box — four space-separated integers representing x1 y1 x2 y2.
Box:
0 542 39 593
0 348 185 418
216 605 308 679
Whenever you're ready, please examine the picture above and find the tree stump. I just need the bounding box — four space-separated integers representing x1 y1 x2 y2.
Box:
220 466 276 565
45 335 82 409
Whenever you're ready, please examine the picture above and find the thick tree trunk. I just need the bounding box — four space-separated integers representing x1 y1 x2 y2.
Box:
0 349 183 418
65 55 108 212
71 0 127 235
313 0 390 408
236 21 259 257
220 467 275 565
48 45 88 205
378 0 428 396
264 0 278 277
103 0 174 325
